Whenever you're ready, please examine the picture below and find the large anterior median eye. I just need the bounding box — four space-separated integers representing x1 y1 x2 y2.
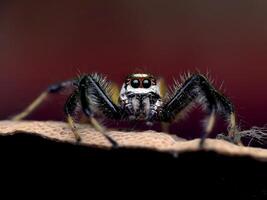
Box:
131 79 140 88
142 79 151 88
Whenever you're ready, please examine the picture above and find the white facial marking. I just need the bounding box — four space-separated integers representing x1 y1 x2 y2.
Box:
125 85 160 94
131 74 149 78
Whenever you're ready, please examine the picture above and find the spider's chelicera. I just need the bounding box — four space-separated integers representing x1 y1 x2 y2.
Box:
12 72 238 147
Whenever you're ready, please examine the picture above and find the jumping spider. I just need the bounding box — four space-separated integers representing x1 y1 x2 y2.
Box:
12 72 238 147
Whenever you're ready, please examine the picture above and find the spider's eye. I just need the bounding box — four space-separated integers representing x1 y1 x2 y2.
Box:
131 79 140 88
142 79 151 88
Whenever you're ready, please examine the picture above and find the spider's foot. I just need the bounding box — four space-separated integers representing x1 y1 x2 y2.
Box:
72 129 82 143
216 133 234 142
216 133 242 145
199 131 242 148
199 137 206 149
105 135 119 148
199 130 211 148
69 124 82 142
89 116 118 148
67 115 81 142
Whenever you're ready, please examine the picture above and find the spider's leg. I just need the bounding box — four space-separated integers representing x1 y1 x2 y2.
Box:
213 92 237 137
200 109 216 146
79 75 122 147
161 74 237 146
11 80 76 121
64 91 81 142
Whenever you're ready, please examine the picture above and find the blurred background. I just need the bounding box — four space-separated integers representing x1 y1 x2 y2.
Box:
1 0 267 138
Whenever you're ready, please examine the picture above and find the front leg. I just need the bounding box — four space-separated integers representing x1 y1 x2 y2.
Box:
161 74 238 146
64 91 82 141
78 74 122 147
11 79 77 121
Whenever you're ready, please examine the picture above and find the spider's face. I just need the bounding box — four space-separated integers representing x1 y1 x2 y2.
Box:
123 73 159 93
119 73 162 120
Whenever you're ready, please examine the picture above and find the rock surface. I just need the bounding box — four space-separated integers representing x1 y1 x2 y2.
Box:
0 120 267 161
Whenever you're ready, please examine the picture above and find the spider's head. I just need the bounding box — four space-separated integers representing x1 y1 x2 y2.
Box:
121 73 159 94
119 73 163 120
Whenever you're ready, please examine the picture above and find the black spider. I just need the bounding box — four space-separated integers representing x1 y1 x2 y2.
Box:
11 72 238 147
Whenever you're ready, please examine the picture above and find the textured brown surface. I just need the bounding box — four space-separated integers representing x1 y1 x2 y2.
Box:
1 120 267 161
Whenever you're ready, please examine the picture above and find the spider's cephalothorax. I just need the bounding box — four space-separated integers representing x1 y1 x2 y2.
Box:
11 72 238 147
119 73 162 121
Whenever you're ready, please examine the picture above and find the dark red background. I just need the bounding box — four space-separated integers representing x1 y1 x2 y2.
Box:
1 1 266 136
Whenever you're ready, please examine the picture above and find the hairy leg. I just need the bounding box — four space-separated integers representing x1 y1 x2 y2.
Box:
78 75 122 147
64 91 81 141
161 74 237 146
